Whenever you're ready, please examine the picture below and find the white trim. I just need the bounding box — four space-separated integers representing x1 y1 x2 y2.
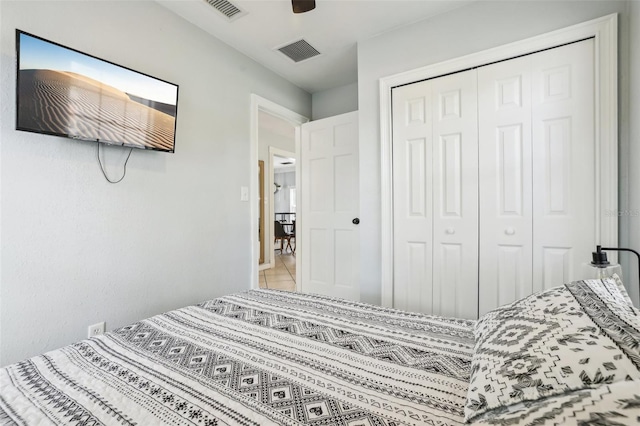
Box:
250 95 308 291
379 14 618 308
295 125 302 291
269 146 296 270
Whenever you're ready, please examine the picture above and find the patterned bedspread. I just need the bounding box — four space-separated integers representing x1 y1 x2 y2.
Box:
0 290 475 425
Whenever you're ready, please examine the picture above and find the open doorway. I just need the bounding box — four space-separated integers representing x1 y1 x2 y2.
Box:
260 150 297 291
252 96 307 291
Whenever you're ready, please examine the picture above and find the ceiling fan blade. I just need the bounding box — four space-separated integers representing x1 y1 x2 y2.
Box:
292 0 316 14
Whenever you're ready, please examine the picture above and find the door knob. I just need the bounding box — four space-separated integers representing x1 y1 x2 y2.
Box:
505 227 516 236
352 218 360 225
445 228 455 235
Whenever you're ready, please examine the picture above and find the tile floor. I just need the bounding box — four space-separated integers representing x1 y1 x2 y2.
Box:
258 251 296 291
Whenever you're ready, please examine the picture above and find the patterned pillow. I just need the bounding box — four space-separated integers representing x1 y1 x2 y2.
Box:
464 279 640 422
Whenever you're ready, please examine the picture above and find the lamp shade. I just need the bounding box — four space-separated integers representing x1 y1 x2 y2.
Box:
581 262 623 281
585 245 640 307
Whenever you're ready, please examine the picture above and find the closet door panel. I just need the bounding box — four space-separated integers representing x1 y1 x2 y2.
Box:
391 81 434 313
478 56 533 315
431 71 478 319
532 39 595 291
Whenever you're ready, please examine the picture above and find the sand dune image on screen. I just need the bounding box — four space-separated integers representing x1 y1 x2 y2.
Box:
18 69 175 151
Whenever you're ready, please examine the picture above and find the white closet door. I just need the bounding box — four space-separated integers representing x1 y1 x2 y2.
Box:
478 39 596 312
532 39 595 292
430 72 479 319
391 71 478 318
478 56 533 316
391 80 434 313
392 39 595 317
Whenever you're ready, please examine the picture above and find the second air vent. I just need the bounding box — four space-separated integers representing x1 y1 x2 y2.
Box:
204 0 246 21
277 39 321 63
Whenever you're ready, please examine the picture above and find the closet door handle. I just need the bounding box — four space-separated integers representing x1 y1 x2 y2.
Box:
352 218 360 225
445 228 455 235
505 227 516 236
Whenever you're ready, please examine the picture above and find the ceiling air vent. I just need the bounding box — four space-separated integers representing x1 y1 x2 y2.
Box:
204 0 246 21
277 39 321 63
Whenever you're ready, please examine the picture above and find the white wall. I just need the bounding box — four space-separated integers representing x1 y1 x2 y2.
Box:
0 0 310 366
274 170 296 213
258 113 297 162
357 0 632 305
312 82 358 120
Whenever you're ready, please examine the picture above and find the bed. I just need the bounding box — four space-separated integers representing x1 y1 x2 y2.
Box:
1 279 639 425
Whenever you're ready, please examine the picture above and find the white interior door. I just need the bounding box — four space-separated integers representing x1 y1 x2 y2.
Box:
300 111 360 301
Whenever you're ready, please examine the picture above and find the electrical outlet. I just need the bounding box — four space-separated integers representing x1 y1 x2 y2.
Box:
88 322 106 338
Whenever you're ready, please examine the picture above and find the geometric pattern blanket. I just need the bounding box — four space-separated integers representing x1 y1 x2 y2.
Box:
0 290 476 425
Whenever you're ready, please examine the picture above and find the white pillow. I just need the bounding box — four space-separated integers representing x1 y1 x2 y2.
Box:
607 274 634 306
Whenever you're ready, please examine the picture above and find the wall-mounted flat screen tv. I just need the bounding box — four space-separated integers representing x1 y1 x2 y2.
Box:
16 30 179 153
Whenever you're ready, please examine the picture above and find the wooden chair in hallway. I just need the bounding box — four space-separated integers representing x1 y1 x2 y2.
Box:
274 221 293 253
288 220 296 254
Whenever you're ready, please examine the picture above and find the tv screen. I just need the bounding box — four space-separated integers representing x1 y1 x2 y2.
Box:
16 30 179 153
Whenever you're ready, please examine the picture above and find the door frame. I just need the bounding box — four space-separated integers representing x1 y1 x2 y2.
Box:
258 160 265 265
250 95 308 289
379 14 618 308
